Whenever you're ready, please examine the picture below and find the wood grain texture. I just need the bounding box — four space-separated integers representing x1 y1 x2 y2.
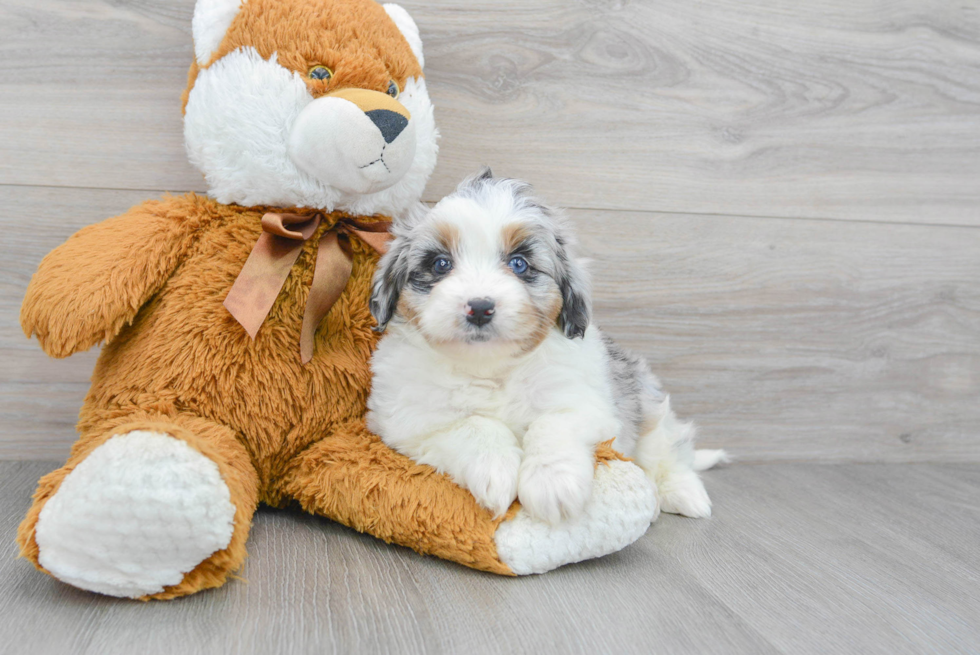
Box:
2 461 979 654
0 186 139 459
586 206 980 463
2 185 977 461
0 0 978 224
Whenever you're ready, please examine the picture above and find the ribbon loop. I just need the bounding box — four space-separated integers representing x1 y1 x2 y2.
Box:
223 210 392 363
260 212 322 240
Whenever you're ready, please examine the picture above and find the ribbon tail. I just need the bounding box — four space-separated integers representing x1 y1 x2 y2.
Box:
224 233 305 339
300 231 353 364
347 228 393 255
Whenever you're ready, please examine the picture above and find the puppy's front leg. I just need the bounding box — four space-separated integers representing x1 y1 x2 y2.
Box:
518 411 614 524
412 416 522 518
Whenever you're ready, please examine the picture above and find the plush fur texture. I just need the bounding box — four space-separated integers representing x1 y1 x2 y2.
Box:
184 0 437 216
495 456 658 575
381 4 424 68
17 0 660 598
35 430 237 598
192 0 244 65
17 193 531 596
368 173 725 523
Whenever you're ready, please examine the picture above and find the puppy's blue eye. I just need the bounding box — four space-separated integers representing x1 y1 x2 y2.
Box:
508 256 529 275
433 257 453 274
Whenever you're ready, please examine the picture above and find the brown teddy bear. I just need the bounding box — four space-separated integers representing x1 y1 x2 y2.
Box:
16 0 658 599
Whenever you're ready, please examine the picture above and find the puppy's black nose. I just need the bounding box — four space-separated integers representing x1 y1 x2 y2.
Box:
466 298 495 327
365 109 408 144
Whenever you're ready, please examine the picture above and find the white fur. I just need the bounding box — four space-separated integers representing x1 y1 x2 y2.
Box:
628 395 714 518
34 431 237 598
184 35 438 216
370 321 678 524
368 178 724 526
370 325 622 521
192 0 244 66
495 460 658 574
287 93 417 196
383 4 424 68
694 449 731 471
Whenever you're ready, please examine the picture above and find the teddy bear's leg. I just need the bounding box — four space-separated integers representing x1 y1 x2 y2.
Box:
279 421 658 575
17 412 259 599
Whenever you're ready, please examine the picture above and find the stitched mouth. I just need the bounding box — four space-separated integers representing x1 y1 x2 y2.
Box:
358 143 391 173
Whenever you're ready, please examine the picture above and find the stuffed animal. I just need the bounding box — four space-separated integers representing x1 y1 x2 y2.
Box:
16 0 658 599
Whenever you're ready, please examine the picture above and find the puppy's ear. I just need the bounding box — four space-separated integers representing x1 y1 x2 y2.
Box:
457 166 494 193
555 236 592 339
370 236 412 332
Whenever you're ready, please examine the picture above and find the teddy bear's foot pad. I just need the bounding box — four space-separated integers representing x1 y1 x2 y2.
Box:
34 430 237 598
494 459 658 575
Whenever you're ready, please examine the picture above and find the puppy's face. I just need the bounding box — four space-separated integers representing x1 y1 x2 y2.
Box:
372 171 591 357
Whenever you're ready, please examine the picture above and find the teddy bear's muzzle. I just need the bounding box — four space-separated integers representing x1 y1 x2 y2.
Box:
287 88 417 196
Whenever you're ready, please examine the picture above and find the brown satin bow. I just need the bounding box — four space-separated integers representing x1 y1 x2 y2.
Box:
223 211 391 364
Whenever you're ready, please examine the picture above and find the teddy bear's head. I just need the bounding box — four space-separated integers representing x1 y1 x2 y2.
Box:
183 0 437 217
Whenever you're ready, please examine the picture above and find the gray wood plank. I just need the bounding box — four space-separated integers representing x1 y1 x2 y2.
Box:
2 461 978 654
0 461 779 655
2 185 977 462
652 464 980 654
420 0 980 225
1 0 978 224
587 208 980 463
0 0 202 191
0 186 141 459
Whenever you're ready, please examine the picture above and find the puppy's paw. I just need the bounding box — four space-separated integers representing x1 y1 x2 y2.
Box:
517 452 594 525
462 448 522 518
659 469 712 518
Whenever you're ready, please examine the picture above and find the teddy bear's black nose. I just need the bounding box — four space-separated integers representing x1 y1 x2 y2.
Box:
365 109 408 144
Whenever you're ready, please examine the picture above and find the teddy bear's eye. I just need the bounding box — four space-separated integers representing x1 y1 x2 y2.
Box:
387 80 400 99
309 66 333 81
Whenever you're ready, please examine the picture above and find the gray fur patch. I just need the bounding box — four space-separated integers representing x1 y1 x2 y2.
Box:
601 332 664 444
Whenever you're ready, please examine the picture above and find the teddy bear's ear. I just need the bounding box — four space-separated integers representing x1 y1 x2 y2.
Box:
383 4 424 69
192 0 245 66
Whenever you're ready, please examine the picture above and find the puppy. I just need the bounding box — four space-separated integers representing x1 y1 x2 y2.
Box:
367 169 727 523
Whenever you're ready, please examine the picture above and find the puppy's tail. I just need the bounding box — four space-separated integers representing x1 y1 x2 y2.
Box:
692 449 730 471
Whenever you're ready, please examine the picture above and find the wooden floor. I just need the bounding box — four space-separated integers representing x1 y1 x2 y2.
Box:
1 0 978 461
2 460 978 654
1 0 978 653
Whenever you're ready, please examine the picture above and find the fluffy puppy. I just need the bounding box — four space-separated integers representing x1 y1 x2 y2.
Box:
367 170 726 523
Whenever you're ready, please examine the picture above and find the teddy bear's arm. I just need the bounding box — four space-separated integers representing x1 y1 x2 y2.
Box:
21 195 209 358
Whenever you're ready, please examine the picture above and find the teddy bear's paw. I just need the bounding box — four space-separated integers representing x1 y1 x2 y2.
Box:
495 460 658 575
34 430 237 598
